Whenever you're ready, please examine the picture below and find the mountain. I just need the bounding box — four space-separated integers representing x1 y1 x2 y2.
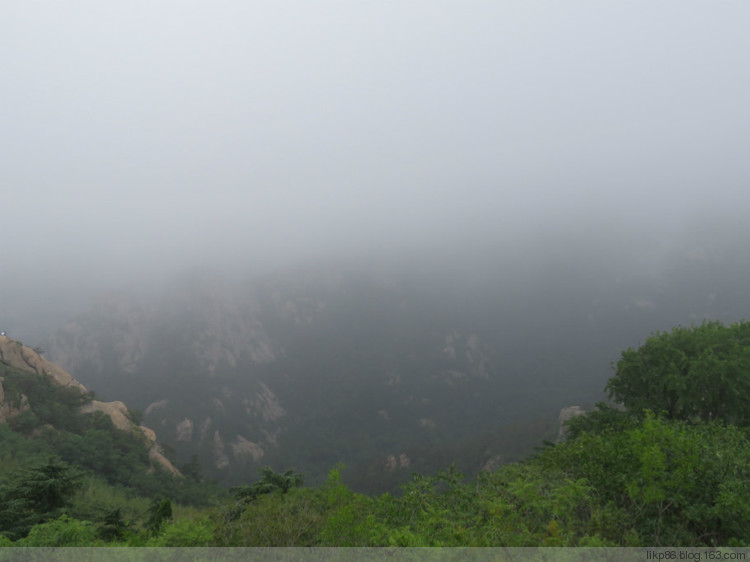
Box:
0 334 179 477
45 222 750 491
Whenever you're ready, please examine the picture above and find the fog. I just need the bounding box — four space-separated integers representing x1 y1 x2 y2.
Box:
2 1 749 334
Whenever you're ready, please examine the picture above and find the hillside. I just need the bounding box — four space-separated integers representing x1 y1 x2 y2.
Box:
0 322 748 546
0 334 179 478
44 221 750 491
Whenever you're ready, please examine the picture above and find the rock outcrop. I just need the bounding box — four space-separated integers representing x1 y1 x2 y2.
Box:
0 334 180 476
0 334 87 391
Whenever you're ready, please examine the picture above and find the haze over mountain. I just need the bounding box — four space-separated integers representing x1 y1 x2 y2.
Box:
3 2 749 325
42 217 750 490
2 2 748 491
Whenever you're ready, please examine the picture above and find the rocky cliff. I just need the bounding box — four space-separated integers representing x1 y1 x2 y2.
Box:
0 333 180 476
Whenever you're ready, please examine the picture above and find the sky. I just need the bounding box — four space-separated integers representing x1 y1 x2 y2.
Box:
2 0 749 287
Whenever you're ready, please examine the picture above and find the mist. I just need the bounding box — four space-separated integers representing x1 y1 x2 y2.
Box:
2 1 749 339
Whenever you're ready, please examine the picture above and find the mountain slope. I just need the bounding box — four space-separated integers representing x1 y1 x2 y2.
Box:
45 222 750 490
0 334 179 477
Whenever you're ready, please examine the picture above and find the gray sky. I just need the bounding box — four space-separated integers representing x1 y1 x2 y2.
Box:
2 1 749 283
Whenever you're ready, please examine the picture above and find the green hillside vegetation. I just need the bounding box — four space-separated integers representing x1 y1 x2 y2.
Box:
1 321 749 546
0 359 223 542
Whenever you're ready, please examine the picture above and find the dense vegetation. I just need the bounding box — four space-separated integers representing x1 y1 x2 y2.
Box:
0 359 221 542
1 321 749 546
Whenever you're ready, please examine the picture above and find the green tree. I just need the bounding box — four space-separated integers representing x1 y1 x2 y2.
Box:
145 496 172 536
606 321 750 424
541 413 750 546
0 458 82 539
215 488 325 546
98 508 127 542
231 466 304 501
179 454 203 481
17 515 102 547
147 517 216 546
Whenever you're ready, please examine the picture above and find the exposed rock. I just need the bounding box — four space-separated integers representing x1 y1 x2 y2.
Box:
443 332 458 360
175 418 194 442
47 279 281 392
0 335 87 392
231 435 265 461
442 331 490 378
199 417 212 440
139 425 157 442
261 428 281 448
384 455 397 472
242 383 285 422
80 400 130 432
149 448 181 476
0 334 181 477
385 453 412 472
0 380 30 423
145 399 168 416
213 430 230 469
465 334 490 379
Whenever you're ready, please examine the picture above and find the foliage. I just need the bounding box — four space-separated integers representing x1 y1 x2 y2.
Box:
2 321 750 546
230 466 303 501
3 371 91 433
0 458 82 540
98 508 127 542
179 454 203 482
127 408 144 426
0 366 217 505
16 515 103 547
146 517 216 546
214 487 327 546
606 321 750 424
540 413 750 546
145 496 173 535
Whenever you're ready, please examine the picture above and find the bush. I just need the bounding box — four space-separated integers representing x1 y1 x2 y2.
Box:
540 414 750 546
147 518 216 546
17 515 103 547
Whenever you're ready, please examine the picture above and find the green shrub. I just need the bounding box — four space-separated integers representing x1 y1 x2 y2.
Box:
147 518 216 546
17 515 103 547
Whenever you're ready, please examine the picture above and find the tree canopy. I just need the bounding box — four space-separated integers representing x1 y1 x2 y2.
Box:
605 321 750 424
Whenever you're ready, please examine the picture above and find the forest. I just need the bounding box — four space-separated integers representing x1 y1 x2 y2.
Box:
1 320 749 547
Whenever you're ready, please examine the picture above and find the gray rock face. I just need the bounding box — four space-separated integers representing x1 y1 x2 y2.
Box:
48 278 280 383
